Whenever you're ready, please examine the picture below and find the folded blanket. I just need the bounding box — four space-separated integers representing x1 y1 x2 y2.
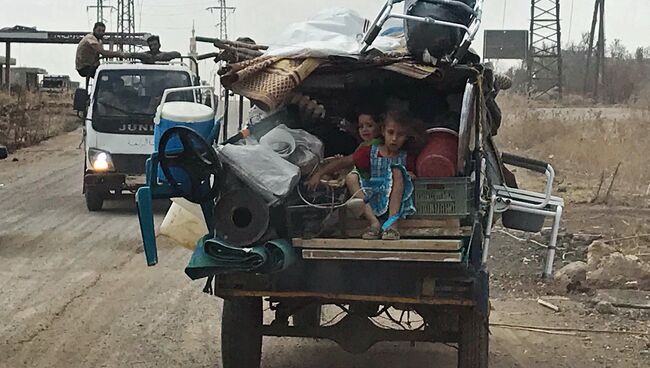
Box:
220 57 323 112
185 235 297 280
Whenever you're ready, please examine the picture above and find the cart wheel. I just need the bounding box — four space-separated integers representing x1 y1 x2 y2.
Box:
458 306 489 368
293 304 321 328
221 297 262 368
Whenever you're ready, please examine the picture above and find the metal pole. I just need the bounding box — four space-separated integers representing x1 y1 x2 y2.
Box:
527 0 535 98
222 89 230 143
5 42 10 92
583 0 599 95
594 0 605 100
555 0 563 100
238 95 244 130
599 0 607 98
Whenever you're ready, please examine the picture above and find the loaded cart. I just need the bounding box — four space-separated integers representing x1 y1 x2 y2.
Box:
135 1 564 367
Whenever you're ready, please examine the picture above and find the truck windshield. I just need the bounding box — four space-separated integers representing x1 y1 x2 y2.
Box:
93 70 192 117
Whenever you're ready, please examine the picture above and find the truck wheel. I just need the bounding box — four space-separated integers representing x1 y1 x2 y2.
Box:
458 306 489 368
221 297 262 368
85 190 104 211
293 304 321 328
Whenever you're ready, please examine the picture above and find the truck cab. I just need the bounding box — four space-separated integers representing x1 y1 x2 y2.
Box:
41 75 71 94
79 61 198 211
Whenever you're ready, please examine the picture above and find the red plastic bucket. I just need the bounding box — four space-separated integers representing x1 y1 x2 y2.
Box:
416 128 458 177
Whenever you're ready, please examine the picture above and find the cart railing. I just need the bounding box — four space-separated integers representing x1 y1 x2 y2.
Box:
361 0 484 64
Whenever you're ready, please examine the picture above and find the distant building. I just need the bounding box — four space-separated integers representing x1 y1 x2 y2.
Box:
0 55 17 85
9 67 47 91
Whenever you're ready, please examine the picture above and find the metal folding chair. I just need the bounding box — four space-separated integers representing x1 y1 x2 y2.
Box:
482 153 565 278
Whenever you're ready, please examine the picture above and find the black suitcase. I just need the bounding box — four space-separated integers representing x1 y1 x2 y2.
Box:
404 0 476 59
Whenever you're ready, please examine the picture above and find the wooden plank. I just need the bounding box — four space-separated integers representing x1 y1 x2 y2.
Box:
213 289 475 306
344 227 471 238
293 238 462 251
302 249 462 262
343 218 461 229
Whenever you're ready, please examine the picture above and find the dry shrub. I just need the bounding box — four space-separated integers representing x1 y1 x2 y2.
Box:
631 83 650 111
0 90 77 150
496 99 650 200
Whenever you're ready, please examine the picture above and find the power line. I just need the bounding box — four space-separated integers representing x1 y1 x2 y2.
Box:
206 0 235 40
117 0 136 52
527 0 563 100
567 0 575 43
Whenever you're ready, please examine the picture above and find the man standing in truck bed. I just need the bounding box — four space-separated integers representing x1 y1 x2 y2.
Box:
75 22 125 78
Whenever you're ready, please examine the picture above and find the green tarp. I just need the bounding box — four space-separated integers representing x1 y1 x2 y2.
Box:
185 235 296 280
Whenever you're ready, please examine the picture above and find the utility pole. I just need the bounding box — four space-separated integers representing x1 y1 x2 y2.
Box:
116 0 136 52
527 0 563 100
583 0 606 99
207 0 236 41
87 0 116 25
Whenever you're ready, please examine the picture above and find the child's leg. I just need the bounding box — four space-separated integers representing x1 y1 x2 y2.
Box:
361 203 381 239
346 172 380 237
386 167 405 230
381 167 405 240
345 172 363 198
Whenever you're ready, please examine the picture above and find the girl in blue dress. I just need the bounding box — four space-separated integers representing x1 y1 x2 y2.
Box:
307 110 422 240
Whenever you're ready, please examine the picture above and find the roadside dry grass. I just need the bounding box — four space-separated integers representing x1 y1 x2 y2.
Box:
0 90 79 151
496 92 650 205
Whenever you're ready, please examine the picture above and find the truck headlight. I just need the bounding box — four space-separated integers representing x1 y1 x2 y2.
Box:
89 148 114 171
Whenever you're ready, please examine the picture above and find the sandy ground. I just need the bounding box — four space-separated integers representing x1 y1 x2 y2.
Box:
1 129 649 367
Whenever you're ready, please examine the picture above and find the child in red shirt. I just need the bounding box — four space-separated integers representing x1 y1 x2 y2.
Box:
306 110 422 240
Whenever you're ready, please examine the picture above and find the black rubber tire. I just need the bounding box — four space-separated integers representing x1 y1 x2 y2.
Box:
221 297 262 368
293 304 321 328
85 190 104 211
458 306 489 368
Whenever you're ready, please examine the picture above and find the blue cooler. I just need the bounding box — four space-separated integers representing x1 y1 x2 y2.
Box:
154 100 217 187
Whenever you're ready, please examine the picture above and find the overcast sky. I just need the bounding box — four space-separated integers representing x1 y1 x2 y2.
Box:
2 0 649 83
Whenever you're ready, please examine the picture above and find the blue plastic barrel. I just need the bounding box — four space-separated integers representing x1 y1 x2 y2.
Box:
154 101 216 186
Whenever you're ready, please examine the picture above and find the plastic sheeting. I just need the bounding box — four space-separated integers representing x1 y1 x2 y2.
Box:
265 8 404 58
217 143 301 204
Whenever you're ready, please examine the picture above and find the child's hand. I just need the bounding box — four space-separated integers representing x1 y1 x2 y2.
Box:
407 171 417 179
305 174 322 191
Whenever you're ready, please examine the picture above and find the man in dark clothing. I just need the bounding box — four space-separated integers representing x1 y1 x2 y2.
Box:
145 35 162 56
131 35 181 64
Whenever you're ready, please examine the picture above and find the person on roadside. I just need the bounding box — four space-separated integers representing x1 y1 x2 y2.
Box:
75 22 125 78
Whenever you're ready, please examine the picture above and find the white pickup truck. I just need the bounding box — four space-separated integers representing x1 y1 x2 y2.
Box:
74 60 199 211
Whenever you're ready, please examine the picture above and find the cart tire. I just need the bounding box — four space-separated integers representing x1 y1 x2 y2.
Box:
458 306 489 368
293 304 321 328
221 297 262 368
85 190 104 211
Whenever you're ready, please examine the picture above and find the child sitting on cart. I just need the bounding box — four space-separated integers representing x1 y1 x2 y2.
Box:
306 109 423 240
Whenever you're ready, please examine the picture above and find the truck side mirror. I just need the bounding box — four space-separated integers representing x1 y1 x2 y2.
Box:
0 145 8 160
73 88 89 112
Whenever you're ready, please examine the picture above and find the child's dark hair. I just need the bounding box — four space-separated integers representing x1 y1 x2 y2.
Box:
380 109 426 151
351 95 384 123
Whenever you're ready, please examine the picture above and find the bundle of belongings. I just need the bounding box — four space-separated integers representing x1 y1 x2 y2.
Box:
160 2 511 278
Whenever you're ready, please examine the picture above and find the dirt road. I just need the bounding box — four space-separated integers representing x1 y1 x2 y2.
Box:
1 130 648 368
